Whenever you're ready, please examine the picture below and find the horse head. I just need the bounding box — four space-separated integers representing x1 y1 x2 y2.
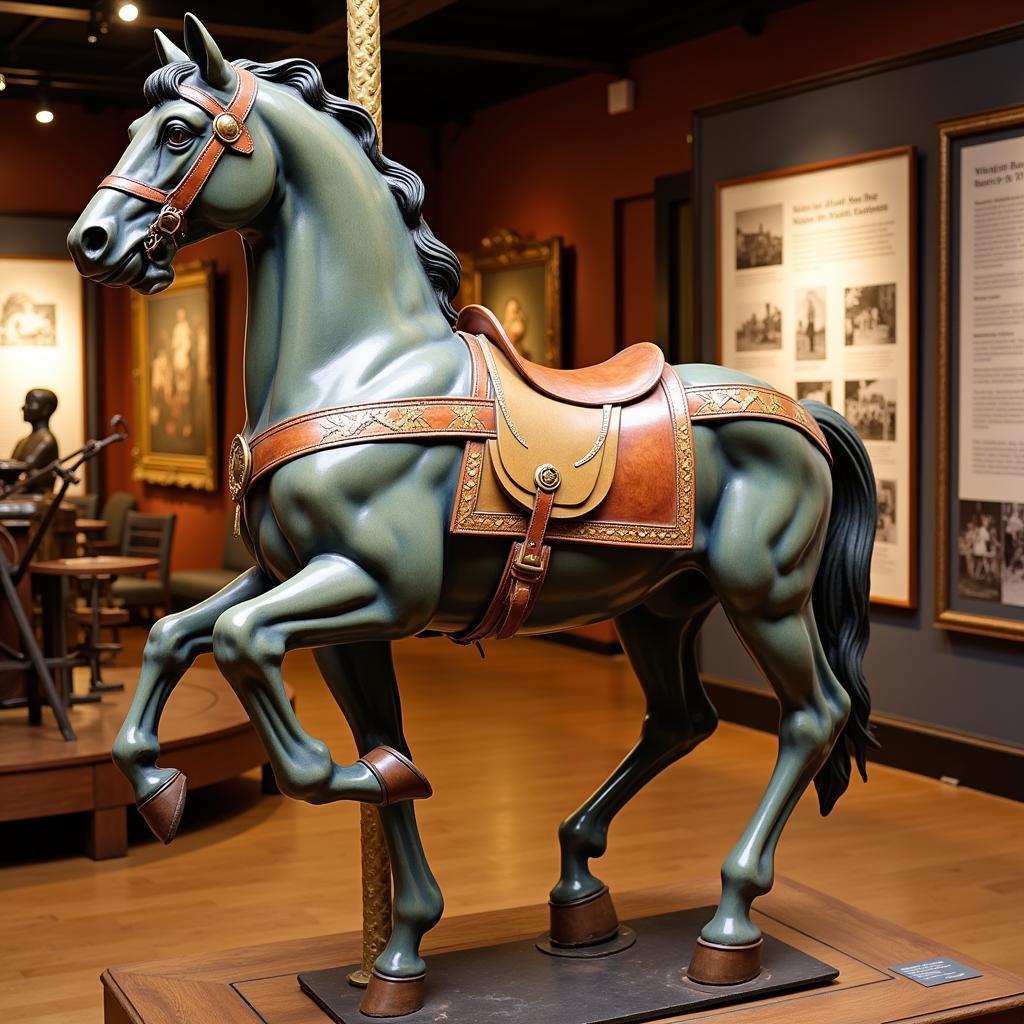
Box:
68 14 277 294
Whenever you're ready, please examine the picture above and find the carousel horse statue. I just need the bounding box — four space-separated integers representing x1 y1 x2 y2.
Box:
68 15 876 1016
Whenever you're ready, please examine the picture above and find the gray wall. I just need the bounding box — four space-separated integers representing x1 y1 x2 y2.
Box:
694 37 1024 747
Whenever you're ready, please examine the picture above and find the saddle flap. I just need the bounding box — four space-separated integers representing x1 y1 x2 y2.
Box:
486 346 621 517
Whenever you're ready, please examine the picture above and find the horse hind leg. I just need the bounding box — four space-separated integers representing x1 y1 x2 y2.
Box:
550 583 719 946
693 482 849 983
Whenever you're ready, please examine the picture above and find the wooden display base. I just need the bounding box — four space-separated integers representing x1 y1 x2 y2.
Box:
101 878 1024 1024
300 906 836 1024
0 667 288 859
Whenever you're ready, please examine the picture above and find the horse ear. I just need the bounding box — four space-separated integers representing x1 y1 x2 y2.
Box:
154 29 189 67
182 13 235 90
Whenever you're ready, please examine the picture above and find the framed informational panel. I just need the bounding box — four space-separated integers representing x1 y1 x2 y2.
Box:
716 148 916 607
0 256 85 475
938 107 1024 640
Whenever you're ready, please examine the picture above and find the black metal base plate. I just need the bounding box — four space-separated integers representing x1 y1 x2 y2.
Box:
297 905 838 1024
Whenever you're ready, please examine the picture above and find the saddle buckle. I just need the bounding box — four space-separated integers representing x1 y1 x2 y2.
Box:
513 541 546 576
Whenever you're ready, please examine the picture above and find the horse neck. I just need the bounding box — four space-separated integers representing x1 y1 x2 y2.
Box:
241 98 460 433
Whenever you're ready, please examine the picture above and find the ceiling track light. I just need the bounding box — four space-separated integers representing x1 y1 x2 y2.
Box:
0 73 6 93
35 83 54 124
117 2 140 22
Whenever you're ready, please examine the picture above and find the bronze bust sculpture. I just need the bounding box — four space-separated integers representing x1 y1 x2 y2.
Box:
11 389 59 493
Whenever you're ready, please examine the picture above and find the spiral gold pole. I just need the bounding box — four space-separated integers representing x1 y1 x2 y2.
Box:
347 0 383 149
348 802 394 986
346 0 391 988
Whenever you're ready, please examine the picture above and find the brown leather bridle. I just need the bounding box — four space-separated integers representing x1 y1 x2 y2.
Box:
99 66 258 255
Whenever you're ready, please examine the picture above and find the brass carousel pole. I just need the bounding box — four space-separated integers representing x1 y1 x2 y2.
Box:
345 0 393 990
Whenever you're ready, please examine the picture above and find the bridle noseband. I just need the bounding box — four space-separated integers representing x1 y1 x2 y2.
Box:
99 66 258 255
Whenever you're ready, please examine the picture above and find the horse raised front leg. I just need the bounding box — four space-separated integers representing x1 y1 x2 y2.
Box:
209 556 436 1016
210 555 432 809
112 567 270 843
550 597 717 947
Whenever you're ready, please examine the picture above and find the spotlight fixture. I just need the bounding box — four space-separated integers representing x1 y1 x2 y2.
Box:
87 7 101 43
35 85 54 124
117 2 140 21
0 73 6 92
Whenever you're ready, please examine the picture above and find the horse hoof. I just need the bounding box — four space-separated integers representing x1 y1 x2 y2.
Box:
360 746 433 805
137 771 187 845
548 886 620 947
359 970 425 1017
687 936 763 985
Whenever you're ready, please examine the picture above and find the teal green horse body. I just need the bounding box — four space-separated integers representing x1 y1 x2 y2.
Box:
68 15 875 1003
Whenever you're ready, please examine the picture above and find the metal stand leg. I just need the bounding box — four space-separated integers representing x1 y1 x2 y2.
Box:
0 551 75 740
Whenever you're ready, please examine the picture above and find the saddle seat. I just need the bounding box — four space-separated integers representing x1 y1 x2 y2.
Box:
456 305 665 407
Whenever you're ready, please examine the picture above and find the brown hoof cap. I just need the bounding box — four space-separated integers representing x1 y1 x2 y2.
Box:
360 746 432 806
687 936 763 985
137 771 187 845
548 886 620 948
359 969 425 1017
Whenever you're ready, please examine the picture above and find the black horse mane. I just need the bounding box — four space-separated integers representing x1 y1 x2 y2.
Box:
143 58 461 327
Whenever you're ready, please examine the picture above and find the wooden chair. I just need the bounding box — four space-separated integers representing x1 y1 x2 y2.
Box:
89 490 137 555
110 511 177 619
64 493 100 519
169 515 254 609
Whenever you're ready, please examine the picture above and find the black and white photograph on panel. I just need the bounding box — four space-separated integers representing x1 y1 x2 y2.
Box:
844 378 896 441
735 204 783 269
876 479 897 544
1001 502 1024 607
844 283 896 346
796 380 832 405
957 500 1002 602
735 299 782 351
794 286 826 359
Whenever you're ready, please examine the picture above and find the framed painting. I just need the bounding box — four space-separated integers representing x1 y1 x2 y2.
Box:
716 148 917 608
130 260 217 491
458 229 563 367
937 105 1024 641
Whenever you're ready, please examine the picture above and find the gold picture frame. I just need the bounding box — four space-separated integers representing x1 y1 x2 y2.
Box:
937 106 1024 641
458 229 563 367
130 260 218 491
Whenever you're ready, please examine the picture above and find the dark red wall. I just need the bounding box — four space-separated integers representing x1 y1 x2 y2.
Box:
3 0 1023 580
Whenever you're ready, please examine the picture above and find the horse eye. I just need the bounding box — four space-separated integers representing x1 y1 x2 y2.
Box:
166 126 191 147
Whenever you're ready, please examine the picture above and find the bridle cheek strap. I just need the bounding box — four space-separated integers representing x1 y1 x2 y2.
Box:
98 66 258 252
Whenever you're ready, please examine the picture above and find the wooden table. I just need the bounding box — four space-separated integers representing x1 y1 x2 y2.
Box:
101 877 1024 1024
29 556 159 705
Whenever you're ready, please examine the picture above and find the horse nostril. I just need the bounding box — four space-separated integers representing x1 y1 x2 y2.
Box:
81 224 110 258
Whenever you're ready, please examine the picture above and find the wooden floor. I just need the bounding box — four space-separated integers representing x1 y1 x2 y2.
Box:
1 629 1022 1024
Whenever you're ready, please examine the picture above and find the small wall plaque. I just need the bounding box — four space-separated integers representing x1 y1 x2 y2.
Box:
891 958 982 987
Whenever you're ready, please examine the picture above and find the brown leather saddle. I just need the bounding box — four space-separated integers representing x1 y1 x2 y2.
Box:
229 304 829 642
448 305 829 642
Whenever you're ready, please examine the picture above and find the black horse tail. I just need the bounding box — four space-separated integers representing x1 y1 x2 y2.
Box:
803 400 879 816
